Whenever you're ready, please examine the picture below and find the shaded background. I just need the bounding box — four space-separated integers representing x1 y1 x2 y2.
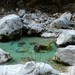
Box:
0 0 75 13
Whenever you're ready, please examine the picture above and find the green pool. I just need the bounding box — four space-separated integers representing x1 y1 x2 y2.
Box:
0 37 67 72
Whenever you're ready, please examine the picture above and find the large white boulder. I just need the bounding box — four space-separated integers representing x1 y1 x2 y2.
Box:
53 45 75 65
56 30 75 45
36 62 59 75
0 14 23 41
50 12 72 29
0 61 59 75
0 61 36 75
0 48 11 64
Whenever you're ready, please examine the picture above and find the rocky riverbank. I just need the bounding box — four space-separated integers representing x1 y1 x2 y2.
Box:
0 9 75 75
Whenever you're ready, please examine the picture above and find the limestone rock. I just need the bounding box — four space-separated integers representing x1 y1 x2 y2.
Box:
0 48 12 64
0 14 23 41
0 61 59 75
53 45 75 65
56 30 75 45
50 12 72 29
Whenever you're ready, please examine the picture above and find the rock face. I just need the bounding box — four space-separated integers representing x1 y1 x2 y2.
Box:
0 48 12 64
0 61 59 75
56 30 75 45
50 12 72 29
0 14 23 41
53 45 75 65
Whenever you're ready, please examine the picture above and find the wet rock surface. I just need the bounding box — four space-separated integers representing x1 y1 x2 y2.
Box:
56 30 75 45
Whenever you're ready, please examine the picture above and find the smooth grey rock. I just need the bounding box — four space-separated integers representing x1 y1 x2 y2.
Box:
50 12 72 29
53 45 75 65
0 61 59 75
0 48 12 64
0 14 23 41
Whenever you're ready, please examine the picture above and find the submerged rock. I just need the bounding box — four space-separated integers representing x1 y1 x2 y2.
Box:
53 45 75 65
0 61 59 75
0 48 12 64
34 44 51 52
50 12 72 29
16 49 28 53
0 14 23 41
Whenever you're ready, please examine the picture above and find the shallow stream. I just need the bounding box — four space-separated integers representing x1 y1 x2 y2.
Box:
0 37 67 72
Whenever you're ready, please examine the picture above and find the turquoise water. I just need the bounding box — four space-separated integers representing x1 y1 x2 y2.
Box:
0 37 66 72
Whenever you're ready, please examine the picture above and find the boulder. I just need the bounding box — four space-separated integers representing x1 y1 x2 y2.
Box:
0 14 23 41
53 45 75 65
27 23 43 35
0 48 12 64
56 30 75 45
50 12 72 29
36 62 59 75
0 61 59 75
